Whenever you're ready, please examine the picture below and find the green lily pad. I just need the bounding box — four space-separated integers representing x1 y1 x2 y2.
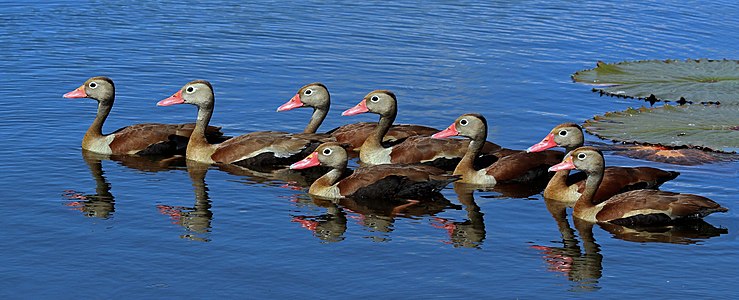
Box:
583 104 739 153
572 59 739 105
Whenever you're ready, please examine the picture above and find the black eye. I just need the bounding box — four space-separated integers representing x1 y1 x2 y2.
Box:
370 96 379 102
322 148 332 155
577 153 587 160
89 82 98 89
186 86 196 93
459 119 469 126
304 89 312 95
559 130 568 136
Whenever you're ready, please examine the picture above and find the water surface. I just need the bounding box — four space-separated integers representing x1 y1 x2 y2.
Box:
1 1 737 298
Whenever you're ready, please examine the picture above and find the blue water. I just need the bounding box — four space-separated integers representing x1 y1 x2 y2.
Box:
2 1 737 298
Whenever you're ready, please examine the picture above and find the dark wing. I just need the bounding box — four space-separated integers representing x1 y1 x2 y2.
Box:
212 131 333 166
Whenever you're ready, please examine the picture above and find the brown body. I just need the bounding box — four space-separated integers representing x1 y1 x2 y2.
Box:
550 147 727 226
158 80 331 167
64 76 224 155
433 114 563 185
342 90 503 170
290 142 458 201
278 83 439 150
528 123 679 203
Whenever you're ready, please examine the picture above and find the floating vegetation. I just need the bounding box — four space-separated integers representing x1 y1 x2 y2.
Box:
572 59 739 105
584 104 739 155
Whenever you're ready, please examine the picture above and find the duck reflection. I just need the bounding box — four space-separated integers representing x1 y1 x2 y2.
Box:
430 183 487 248
216 162 333 190
157 160 214 242
344 194 461 242
290 193 460 243
534 197 729 291
597 219 728 244
531 198 603 291
63 150 116 218
291 195 348 243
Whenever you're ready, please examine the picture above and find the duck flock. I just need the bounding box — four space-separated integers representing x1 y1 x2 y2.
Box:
64 76 728 228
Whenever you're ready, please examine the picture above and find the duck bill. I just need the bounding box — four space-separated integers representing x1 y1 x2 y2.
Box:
63 85 87 98
527 133 557 153
277 93 304 112
157 90 184 106
548 156 575 172
432 123 459 139
290 152 320 170
341 99 368 116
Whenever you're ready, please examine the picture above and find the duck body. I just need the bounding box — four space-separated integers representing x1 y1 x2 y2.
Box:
342 90 502 170
549 147 727 226
158 80 331 167
65 76 224 156
278 83 439 151
432 113 563 185
528 123 679 203
290 142 458 201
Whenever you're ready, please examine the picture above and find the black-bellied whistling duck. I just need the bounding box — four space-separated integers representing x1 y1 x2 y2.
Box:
157 80 332 167
64 76 225 155
341 90 504 170
277 82 439 150
549 147 727 226
432 113 563 185
289 142 458 201
527 123 679 204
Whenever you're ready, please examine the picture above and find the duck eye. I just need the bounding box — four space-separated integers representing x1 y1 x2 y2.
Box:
577 153 587 160
459 119 469 126
322 148 332 155
88 82 98 89
370 95 379 102
186 86 197 94
304 89 312 95
559 130 568 136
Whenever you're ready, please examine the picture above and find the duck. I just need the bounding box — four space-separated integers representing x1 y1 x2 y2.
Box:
64 76 224 155
157 80 332 167
277 82 440 150
289 142 458 201
341 90 505 170
527 123 679 204
432 113 563 185
549 146 727 226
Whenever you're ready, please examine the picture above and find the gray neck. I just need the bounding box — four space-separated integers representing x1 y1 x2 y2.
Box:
88 102 112 137
191 104 214 146
304 107 328 133
575 163 605 210
365 110 396 148
457 129 486 172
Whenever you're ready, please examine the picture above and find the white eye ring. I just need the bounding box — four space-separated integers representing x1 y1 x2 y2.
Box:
370 95 380 102
459 118 469 126
322 148 333 155
304 89 313 95
559 130 568 136
186 86 198 94
577 153 587 160
89 82 98 89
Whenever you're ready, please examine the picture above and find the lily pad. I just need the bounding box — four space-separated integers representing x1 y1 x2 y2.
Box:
596 144 738 166
583 104 739 153
572 59 739 105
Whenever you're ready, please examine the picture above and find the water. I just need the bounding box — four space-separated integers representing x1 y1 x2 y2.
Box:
1 1 737 298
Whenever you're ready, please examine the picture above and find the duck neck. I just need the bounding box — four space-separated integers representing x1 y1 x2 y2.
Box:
363 111 395 150
86 102 112 139
574 164 604 212
304 107 328 133
454 131 486 175
310 164 346 194
546 169 571 192
188 104 215 151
